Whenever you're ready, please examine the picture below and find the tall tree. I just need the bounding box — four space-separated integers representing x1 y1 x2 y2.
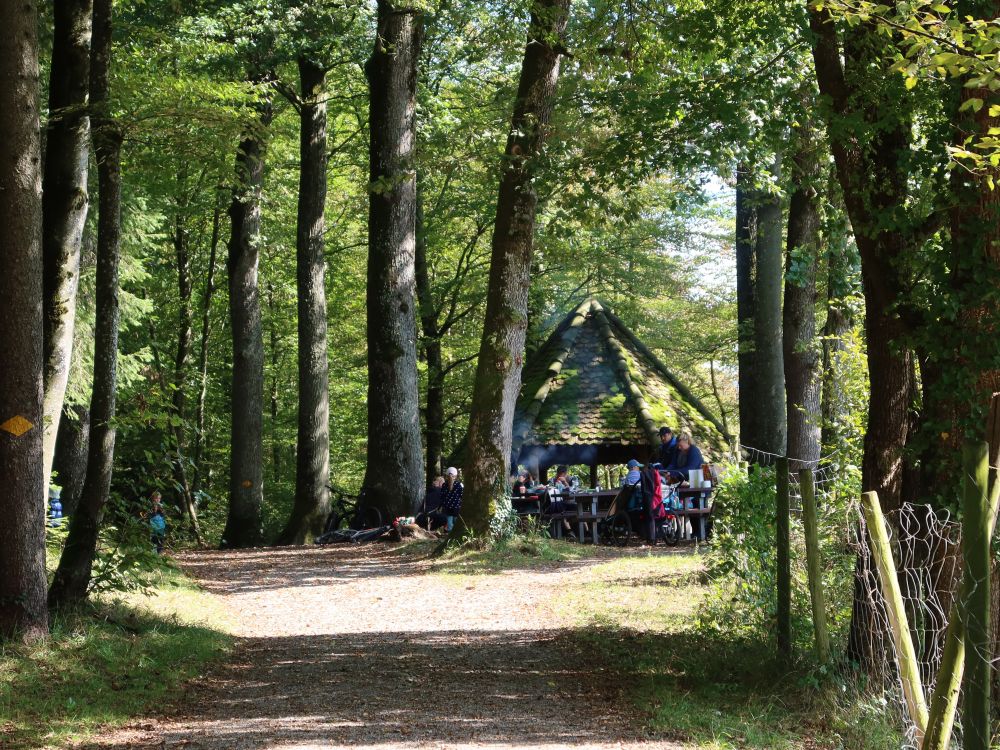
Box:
362 0 425 518
809 5 920 513
783 130 822 468
52 404 90 516
737 160 787 458
0 0 48 640
48 0 122 607
220 92 273 549
277 57 331 545
41 0 93 492
461 0 572 536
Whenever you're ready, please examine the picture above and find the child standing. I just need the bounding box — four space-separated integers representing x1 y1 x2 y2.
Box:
149 491 167 554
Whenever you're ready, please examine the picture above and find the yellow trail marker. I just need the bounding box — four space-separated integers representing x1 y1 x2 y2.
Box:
0 415 34 437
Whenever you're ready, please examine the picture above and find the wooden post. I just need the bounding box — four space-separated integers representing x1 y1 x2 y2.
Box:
861 491 929 742
799 468 830 665
922 402 1000 750
589 464 598 489
962 440 991 750
776 456 791 660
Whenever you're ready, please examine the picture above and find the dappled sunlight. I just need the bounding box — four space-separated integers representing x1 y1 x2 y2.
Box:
87 545 696 749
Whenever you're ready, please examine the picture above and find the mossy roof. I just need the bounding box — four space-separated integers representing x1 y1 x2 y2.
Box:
512 298 731 460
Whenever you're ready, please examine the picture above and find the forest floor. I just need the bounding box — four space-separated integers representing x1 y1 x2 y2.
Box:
77 542 698 750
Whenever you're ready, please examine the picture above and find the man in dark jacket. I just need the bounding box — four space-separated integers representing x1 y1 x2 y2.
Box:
655 426 677 467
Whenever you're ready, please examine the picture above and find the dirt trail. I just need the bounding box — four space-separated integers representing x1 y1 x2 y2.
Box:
86 544 688 750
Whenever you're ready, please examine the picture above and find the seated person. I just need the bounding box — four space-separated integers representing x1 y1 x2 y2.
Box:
655 426 677 467
620 458 642 487
512 469 535 496
552 465 572 492
416 476 446 529
664 432 704 483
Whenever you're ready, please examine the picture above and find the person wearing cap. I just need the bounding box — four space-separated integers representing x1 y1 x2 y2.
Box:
620 459 642 487
655 426 677 468
440 467 463 531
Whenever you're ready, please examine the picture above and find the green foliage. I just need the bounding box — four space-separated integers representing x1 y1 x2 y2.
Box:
0 569 231 748
701 465 861 660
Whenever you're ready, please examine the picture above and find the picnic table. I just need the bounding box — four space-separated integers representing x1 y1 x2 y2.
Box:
512 485 714 544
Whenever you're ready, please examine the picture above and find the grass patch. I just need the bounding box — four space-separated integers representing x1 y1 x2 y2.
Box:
0 565 232 749
558 553 904 749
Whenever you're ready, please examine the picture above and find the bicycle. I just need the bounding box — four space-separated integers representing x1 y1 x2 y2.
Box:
323 487 384 532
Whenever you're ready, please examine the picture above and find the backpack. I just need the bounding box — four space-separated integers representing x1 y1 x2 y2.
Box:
150 513 166 534
640 466 666 520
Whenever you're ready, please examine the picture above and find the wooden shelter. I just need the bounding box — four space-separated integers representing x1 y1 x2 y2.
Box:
512 298 731 482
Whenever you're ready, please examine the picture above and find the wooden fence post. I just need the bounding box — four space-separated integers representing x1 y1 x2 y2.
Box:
799 468 830 665
776 456 791 661
860 490 929 743
962 440 991 750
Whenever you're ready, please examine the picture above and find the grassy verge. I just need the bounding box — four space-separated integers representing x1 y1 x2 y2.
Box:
558 554 903 749
0 565 233 749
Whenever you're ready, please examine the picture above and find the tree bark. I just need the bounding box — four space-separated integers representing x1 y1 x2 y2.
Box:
809 7 916 514
735 163 759 452
221 96 272 549
737 160 786 459
820 188 855 454
277 57 331 545
170 191 199 539
0 0 48 640
41 0 93 495
461 0 571 536
783 132 822 469
415 184 444 489
362 0 425 519
49 0 122 607
191 196 222 498
52 403 90 516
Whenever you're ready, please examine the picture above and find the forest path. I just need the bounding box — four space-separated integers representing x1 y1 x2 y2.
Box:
86 544 690 750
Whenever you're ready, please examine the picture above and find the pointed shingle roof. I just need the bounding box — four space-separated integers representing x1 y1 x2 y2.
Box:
512 299 731 462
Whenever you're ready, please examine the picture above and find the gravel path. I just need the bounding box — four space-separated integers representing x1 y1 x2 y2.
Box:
87 544 689 750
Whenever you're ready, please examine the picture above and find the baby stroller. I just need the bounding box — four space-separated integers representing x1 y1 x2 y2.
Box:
601 466 672 546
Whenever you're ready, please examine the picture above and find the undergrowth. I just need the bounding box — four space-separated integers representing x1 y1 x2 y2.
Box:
0 565 232 749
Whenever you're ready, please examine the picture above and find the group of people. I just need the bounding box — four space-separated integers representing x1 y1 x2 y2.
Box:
417 467 464 531
651 426 704 481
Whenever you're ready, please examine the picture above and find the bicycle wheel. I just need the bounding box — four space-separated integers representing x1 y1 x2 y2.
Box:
349 504 383 530
659 516 680 547
608 510 632 547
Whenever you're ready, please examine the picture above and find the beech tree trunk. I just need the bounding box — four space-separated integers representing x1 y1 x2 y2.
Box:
221 97 272 549
0 0 48 640
783 134 822 469
277 58 331 545
415 185 444 489
362 0 425 518
171 196 199 538
461 0 571 536
191 198 222 497
737 160 786 459
49 0 122 607
52 403 90 516
809 7 916 514
820 193 855 454
41 0 93 494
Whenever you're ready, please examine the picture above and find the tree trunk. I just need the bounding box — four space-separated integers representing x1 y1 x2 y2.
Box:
735 163 759 452
52 403 90 516
820 188 855 454
221 96 272 549
809 7 916 513
266 283 281 483
41 0 93 495
362 0 425 518
783 132 822 469
49 0 121 607
415 183 444 489
170 196 199 539
191 197 222 497
0 0 48 640
278 58 331 545
737 160 786 459
461 0 571 537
